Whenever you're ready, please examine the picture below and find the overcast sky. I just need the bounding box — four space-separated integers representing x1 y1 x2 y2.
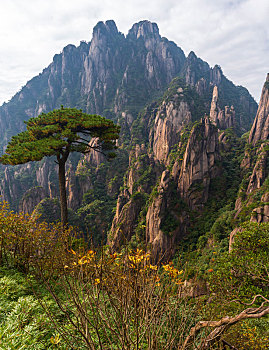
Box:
0 0 268 105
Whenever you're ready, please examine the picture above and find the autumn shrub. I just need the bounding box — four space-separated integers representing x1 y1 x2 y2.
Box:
1 201 268 349
0 201 75 274
36 247 199 349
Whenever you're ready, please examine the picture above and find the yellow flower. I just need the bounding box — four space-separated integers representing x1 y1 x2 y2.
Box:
51 334 61 344
94 278 100 285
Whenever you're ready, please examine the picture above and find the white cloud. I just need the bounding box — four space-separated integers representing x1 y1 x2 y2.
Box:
0 0 268 104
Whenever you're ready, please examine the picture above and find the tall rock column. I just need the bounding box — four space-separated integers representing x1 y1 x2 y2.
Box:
178 117 220 210
209 85 235 130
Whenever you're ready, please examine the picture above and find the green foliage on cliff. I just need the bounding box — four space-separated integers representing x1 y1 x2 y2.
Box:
210 222 269 299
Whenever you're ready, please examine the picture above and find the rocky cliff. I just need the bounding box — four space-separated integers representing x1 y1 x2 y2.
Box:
177 117 220 210
209 86 235 130
231 74 269 249
0 20 187 152
0 20 260 257
248 74 269 145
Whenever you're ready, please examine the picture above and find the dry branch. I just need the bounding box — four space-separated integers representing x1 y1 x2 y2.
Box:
182 295 269 350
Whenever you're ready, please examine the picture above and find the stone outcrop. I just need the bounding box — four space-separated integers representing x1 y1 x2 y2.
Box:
229 227 243 252
246 144 268 195
183 51 210 89
0 20 260 256
151 100 191 164
209 86 235 130
251 192 269 223
32 198 61 223
0 158 59 213
145 170 188 261
145 117 221 259
182 52 257 133
238 74 269 198
109 144 161 250
20 187 47 215
230 74 269 246
178 117 220 210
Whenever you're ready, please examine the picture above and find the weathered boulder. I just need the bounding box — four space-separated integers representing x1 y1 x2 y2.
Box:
251 192 269 223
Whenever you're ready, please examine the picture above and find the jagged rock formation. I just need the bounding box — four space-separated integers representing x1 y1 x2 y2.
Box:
20 187 47 215
178 117 220 210
0 20 187 152
0 20 260 257
0 158 59 211
209 86 235 130
109 144 161 250
249 73 269 145
181 52 256 134
151 99 191 165
144 117 220 259
146 170 179 260
241 75 269 196
251 193 269 223
230 74 269 250
246 144 268 195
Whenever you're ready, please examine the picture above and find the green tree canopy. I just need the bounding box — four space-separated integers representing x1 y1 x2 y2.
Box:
0 107 120 226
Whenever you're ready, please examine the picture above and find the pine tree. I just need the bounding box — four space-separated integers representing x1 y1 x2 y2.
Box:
0 106 120 226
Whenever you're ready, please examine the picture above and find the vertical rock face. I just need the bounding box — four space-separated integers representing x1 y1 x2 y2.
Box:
146 171 175 260
209 86 235 130
246 144 268 195
127 20 185 87
0 20 187 153
145 170 189 261
109 144 161 250
81 21 125 113
145 117 221 260
0 19 260 256
209 86 219 124
241 74 269 195
230 74 269 250
178 117 220 210
20 187 47 215
248 73 269 145
152 100 191 164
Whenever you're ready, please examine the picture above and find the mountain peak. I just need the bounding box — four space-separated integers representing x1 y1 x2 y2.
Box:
92 20 119 39
187 51 197 60
128 20 160 40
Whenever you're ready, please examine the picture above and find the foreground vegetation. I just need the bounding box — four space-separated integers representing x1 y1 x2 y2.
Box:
0 201 268 349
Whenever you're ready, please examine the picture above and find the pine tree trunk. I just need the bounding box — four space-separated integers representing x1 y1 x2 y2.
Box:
58 158 68 227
